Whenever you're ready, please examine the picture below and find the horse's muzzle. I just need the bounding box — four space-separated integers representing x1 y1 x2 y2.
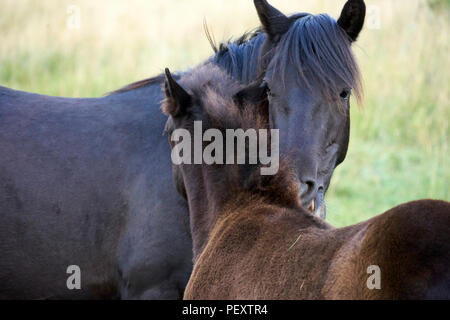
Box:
303 190 326 220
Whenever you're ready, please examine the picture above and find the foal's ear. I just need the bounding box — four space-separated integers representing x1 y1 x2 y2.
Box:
163 68 191 117
233 82 268 107
337 0 366 42
233 82 269 124
254 0 292 42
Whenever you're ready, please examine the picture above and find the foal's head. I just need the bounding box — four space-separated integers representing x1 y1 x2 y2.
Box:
162 64 300 212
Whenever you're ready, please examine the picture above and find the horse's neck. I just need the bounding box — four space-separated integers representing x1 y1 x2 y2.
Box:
186 162 269 259
186 171 228 261
187 176 319 262
209 33 266 84
200 199 328 258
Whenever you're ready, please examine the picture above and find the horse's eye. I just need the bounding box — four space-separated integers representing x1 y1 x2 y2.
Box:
340 90 351 100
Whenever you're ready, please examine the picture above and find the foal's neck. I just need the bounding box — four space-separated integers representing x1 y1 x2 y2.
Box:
186 165 303 262
185 167 233 261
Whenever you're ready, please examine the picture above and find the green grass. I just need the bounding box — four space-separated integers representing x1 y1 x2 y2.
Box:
1 0 448 227
428 0 450 10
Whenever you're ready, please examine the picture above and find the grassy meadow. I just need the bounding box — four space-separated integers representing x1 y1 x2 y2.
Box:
1 0 448 227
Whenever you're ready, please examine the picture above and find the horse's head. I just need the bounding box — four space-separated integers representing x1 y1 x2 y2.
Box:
161 65 272 200
253 0 365 218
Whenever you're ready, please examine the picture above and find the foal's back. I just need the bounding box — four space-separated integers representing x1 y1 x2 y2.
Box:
185 199 450 299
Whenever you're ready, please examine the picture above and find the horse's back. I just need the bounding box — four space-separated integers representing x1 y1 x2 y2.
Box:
185 200 450 300
0 85 192 299
356 199 450 299
0 87 128 298
184 206 336 299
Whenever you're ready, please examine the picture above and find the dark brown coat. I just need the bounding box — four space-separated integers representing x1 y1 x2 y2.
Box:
162 64 450 300
184 198 449 299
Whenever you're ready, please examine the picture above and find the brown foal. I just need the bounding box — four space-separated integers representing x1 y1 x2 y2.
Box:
162 64 450 300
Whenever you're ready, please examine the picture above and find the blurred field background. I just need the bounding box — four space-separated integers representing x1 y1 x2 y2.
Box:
1 0 448 227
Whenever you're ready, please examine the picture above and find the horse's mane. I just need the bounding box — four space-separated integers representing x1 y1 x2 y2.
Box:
108 74 165 95
206 27 265 85
111 12 362 108
161 64 300 209
108 28 264 95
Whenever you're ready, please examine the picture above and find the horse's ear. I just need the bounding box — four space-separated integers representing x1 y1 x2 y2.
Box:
337 0 366 42
254 0 291 41
233 82 268 107
233 82 269 125
163 68 191 117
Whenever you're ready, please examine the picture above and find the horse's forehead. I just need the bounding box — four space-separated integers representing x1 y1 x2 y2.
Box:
264 65 304 94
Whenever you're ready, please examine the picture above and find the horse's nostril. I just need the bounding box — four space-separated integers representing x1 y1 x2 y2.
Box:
306 180 315 189
304 180 316 193
300 180 318 206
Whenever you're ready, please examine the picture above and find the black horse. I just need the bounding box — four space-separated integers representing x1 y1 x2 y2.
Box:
0 0 365 299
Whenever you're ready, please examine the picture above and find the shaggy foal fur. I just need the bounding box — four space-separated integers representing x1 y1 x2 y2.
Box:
162 64 450 300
